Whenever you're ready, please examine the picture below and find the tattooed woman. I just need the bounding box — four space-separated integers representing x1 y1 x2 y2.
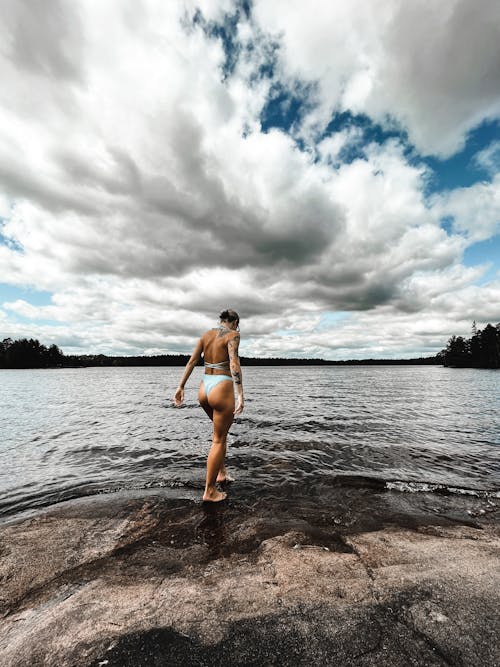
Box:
174 309 244 502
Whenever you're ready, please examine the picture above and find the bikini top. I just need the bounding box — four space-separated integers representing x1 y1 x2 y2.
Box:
204 360 230 370
203 326 232 371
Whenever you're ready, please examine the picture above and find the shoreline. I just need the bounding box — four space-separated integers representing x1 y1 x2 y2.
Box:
1 489 499 666
1 473 499 528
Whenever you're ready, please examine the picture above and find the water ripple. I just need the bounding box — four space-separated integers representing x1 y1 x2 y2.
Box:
0 365 499 517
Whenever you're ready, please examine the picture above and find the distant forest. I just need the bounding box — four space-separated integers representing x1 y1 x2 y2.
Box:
0 336 439 369
443 322 500 369
2 325 498 369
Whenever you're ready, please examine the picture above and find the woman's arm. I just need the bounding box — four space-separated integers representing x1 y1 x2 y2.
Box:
173 338 203 406
228 333 244 415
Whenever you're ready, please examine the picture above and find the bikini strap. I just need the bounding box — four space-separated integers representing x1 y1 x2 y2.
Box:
204 360 230 370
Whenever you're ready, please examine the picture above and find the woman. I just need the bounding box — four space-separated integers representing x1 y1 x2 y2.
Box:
174 309 244 502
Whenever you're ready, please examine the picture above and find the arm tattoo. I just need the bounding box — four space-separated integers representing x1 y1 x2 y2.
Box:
228 334 241 384
227 334 240 360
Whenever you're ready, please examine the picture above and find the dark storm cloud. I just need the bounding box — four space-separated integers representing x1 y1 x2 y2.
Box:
46 148 342 279
55 147 142 197
0 161 100 217
298 280 396 312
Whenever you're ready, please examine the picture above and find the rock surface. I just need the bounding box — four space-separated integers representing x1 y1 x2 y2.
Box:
0 492 499 666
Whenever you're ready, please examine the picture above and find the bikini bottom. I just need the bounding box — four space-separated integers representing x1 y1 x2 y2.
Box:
202 374 233 396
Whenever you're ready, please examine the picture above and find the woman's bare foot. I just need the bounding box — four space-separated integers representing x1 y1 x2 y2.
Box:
202 488 227 503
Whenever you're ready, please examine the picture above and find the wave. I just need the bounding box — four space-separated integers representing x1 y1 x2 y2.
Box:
1 473 498 524
385 479 500 498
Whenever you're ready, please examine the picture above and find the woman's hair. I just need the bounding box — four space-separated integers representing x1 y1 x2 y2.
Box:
219 308 239 323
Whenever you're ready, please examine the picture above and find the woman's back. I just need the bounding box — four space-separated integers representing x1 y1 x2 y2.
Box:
202 328 233 367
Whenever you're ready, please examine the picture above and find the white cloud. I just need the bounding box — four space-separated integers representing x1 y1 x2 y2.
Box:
253 0 500 156
0 1 499 358
3 299 57 320
432 175 500 241
474 140 500 176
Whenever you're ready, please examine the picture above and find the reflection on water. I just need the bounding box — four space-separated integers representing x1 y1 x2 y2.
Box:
0 365 499 517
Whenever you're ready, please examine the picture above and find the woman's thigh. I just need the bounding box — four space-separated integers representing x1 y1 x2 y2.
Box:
212 405 234 441
207 381 234 437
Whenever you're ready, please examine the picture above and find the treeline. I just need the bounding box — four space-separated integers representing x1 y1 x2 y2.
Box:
1 337 441 368
5 330 498 369
65 353 191 367
0 338 64 369
443 322 500 369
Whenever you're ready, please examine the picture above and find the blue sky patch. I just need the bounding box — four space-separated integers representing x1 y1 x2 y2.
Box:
318 113 500 199
322 111 406 162
192 3 250 80
0 283 53 307
422 119 500 194
315 111 411 167
439 216 455 236
315 311 350 332
463 234 500 284
261 82 316 134
0 225 23 253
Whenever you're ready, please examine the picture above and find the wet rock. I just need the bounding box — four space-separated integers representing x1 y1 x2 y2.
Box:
0 494 499 666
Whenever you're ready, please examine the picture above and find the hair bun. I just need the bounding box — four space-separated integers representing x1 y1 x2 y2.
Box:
219 308 239 322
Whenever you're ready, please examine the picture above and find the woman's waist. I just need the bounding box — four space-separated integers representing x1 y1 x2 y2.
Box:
204 369 232 376
204 359 230 372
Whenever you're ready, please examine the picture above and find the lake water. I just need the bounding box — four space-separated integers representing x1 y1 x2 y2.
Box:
1 365 499 521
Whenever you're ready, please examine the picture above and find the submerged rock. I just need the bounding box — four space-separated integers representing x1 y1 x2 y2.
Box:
0 492 499 666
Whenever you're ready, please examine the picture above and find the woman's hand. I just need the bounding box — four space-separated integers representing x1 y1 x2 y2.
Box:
234 396 244 415
174 386 184 406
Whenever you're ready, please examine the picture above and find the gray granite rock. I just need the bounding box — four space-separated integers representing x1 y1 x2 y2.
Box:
0 494 499 666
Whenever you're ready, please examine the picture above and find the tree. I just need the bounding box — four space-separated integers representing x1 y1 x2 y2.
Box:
0 338 12 367
443 323 500 369
479 324 500 369
469 326 482 367
444 335 470 367
47 344 64 366
0 338 65 368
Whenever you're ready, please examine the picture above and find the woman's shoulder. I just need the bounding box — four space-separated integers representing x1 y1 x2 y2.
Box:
201 328 215 339
201 327 239 342
200 327 223 341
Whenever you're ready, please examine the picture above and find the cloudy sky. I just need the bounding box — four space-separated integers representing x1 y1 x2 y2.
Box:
1 0 499 359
